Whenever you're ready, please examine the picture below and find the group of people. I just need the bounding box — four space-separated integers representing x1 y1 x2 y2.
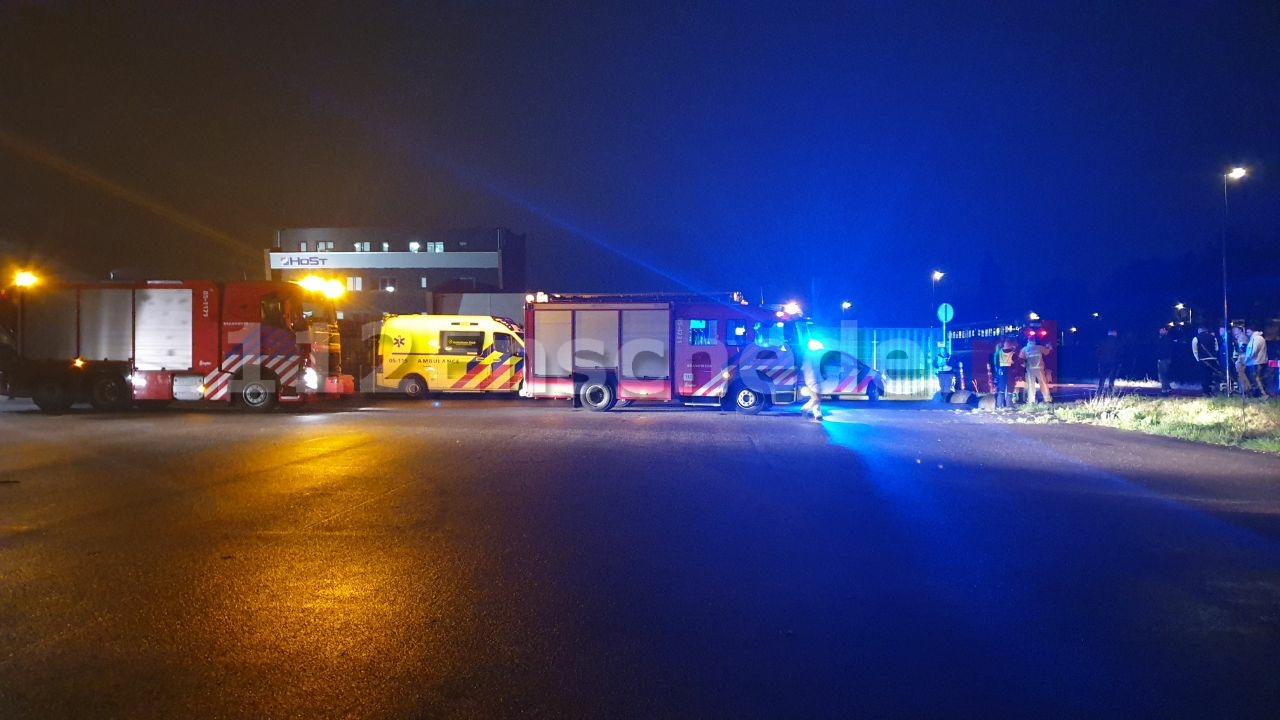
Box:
991 335 1053 408
1190 323 1271 398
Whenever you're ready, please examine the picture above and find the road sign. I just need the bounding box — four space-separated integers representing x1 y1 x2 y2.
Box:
937 303 954 324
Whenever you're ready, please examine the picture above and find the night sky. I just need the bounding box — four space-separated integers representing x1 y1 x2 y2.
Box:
2 2 1277 328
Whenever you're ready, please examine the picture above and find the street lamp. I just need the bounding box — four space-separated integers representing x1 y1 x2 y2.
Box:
930 270 944 325
1221 166 1247 396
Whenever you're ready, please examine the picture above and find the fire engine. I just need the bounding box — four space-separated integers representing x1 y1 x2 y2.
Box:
520 291 806 413
947 318 1059 395
368 314 525 397
1 279 352 412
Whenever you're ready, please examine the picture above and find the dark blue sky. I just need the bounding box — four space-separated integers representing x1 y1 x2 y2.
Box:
2 2 1277 327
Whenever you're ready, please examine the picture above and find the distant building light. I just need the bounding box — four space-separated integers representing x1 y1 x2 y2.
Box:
409 241 420 253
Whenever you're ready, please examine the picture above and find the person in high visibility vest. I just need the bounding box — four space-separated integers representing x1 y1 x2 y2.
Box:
992 335 1017 408
1019 336 1053 404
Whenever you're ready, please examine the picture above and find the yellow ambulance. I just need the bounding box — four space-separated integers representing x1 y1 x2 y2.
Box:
374 314 525 397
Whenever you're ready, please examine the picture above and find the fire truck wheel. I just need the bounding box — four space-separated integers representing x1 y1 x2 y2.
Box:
235 377 279 412
579 379 617 412
730 385 767 415
32 380 72 413
89 374 130 411
399 374 429 399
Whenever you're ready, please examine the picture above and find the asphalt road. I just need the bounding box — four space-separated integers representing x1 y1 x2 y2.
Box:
2 396 1279 718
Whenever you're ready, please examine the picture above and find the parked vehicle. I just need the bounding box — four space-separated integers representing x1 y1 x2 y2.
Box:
521 291 810 413
2 279 351 412
368 314 524 398
810 345 886 401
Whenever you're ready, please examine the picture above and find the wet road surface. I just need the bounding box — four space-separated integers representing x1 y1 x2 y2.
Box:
2 397 1279 718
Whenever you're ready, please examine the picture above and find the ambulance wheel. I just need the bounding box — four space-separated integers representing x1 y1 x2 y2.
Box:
89 374 130 411
579 379 617 412
234 377 278 412
32 380 72 413
399 374 429 399
730 385 766 415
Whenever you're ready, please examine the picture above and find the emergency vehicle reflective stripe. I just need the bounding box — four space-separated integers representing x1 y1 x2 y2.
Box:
754 366 799 386
692 372 728 397
446 346 524 391
203 325 304 400
832 372 866 394
475 355 524 391
202 354 301 400
448 355 490 389
688 347 798 397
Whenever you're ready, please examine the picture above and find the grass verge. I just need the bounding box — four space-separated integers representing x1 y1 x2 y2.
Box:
996 394 1280 454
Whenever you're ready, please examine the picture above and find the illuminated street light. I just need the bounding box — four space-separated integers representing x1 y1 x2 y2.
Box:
841 300 852 311
1221 166 1248 396
14 270 38 288
930 270 945 327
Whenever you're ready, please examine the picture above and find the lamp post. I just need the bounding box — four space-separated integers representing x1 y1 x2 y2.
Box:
1221 167 1247 396
930 270 944 326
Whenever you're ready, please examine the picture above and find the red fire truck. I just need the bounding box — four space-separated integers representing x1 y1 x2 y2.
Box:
520 291 806 413
2 279 352 412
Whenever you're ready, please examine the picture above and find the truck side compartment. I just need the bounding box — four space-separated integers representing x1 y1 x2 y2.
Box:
3 280 351 412
522 292 803 414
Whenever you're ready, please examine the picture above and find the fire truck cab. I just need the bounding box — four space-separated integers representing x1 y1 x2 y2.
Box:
521 292 803 413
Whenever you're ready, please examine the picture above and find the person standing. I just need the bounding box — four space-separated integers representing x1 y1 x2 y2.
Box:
1020 335 1053 403
801 340 825 421
1231 326 1252 396
1191 325 1220 396
1155 327 1174 396
1243 326 1270 399
992 335 1016 408
1096 329 1121 395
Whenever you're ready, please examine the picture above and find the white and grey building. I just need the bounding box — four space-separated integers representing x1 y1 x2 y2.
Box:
265 227 528 320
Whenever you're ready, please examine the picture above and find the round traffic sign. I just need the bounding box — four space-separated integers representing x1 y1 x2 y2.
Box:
937 303 955 323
